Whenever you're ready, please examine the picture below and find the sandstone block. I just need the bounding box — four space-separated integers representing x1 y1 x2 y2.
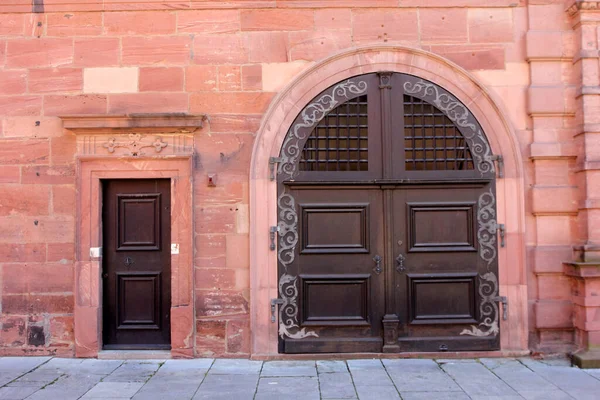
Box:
468 8 514 43
108 93 189 114
420 9 468 43
104 11 176 35
139 67 184 92
218 66 241 91
186 65 218 91
241 9 313 31
195 268 236 290
0 243 45 262
352 9 418 44
190 92 274 114
0 96 42 117
430 45 506 70
0 184 50 216
84 67 139 94
44 94 107 116
177 10 240 34
6 38 73 68
0 70 26 95
241 65 262 91
194 34 248 64
74 38 120 67
122 36 192 65
21 165 75 185
46 12 102 36
245 31 288 63
0 139 48 164
29 68 83 93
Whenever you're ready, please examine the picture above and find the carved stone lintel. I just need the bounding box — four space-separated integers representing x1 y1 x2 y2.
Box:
102 133 167 157
78 133 193 158
382 315 400 352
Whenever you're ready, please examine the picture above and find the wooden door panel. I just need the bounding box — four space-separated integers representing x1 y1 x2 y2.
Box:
301 204 369 254
280 186 384 353
407 202 477 252
116 273 161 330
300 274 370 326
408 273 478 325
117 194 161 250
103 179 171 349
394 184 499 352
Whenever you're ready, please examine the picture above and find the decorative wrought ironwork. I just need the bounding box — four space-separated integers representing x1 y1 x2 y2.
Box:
477 189 498 267
460 272 499 337
403 79 495 176
103 133 168 156
278 79 368 180
460 189 499 337
276 189 318 339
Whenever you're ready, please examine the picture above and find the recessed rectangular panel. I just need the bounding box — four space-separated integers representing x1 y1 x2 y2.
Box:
117 194 161 251
408 274 477 324
301 204 369 254
300 275 370 326
407 202 476 252
116 273 161 330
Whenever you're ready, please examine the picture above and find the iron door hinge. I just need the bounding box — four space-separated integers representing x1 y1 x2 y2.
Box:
498 223 506 248
269 225 279 250
491 155 504 178
270 298 284 323
492 295 508 321
269 157 283 181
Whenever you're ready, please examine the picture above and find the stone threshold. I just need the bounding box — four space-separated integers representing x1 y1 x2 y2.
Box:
250 349 532 361
97 350 172 360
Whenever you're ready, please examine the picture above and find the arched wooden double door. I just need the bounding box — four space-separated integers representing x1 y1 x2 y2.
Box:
274 73 501 353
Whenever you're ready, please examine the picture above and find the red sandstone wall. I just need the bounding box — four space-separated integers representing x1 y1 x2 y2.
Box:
0 0 576 356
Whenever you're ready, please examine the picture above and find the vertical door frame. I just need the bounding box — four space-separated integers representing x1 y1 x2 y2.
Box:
75 157 194 358
250 45 529 357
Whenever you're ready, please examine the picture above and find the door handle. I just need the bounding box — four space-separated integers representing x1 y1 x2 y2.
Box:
396 253 406 273
373 255 383 274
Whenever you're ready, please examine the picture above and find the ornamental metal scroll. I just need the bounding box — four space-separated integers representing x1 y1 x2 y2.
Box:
276 188 318 339
460 189 500 337
277 78 369 181
403 78 496 177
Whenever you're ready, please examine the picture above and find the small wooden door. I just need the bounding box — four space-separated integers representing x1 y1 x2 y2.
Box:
102 179 171 349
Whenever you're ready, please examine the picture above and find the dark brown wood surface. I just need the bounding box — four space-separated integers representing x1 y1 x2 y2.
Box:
102 179 171 349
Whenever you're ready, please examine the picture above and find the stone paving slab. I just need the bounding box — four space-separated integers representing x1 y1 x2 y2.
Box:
0 356 599 399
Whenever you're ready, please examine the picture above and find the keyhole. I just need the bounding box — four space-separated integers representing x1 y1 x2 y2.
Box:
124 257 134 267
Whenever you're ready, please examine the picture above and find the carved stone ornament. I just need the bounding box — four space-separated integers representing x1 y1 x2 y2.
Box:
103 133 167 156
276 189 318 339
403 79 495 177
278 78 369 181
460 189 500 337
567 1 600 16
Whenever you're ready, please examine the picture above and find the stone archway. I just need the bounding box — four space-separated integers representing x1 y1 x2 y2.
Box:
249 45 528 357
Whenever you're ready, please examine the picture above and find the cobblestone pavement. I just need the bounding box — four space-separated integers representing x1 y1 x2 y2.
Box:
0 356 599 399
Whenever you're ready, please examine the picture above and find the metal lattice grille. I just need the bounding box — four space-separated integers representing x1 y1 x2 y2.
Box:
300 95 368 172
404 95 474 171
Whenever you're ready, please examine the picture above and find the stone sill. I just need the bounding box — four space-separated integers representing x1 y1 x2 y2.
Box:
61 113 209 135
564 261 600 278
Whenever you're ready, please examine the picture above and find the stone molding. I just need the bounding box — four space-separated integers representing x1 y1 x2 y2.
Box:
61 114 207 158
568 1 600 16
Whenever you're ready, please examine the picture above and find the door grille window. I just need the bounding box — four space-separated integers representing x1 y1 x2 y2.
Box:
404 95 474 171
300 95 368 172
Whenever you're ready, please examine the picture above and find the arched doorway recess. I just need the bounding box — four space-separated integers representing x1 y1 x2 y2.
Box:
250 46 527 357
